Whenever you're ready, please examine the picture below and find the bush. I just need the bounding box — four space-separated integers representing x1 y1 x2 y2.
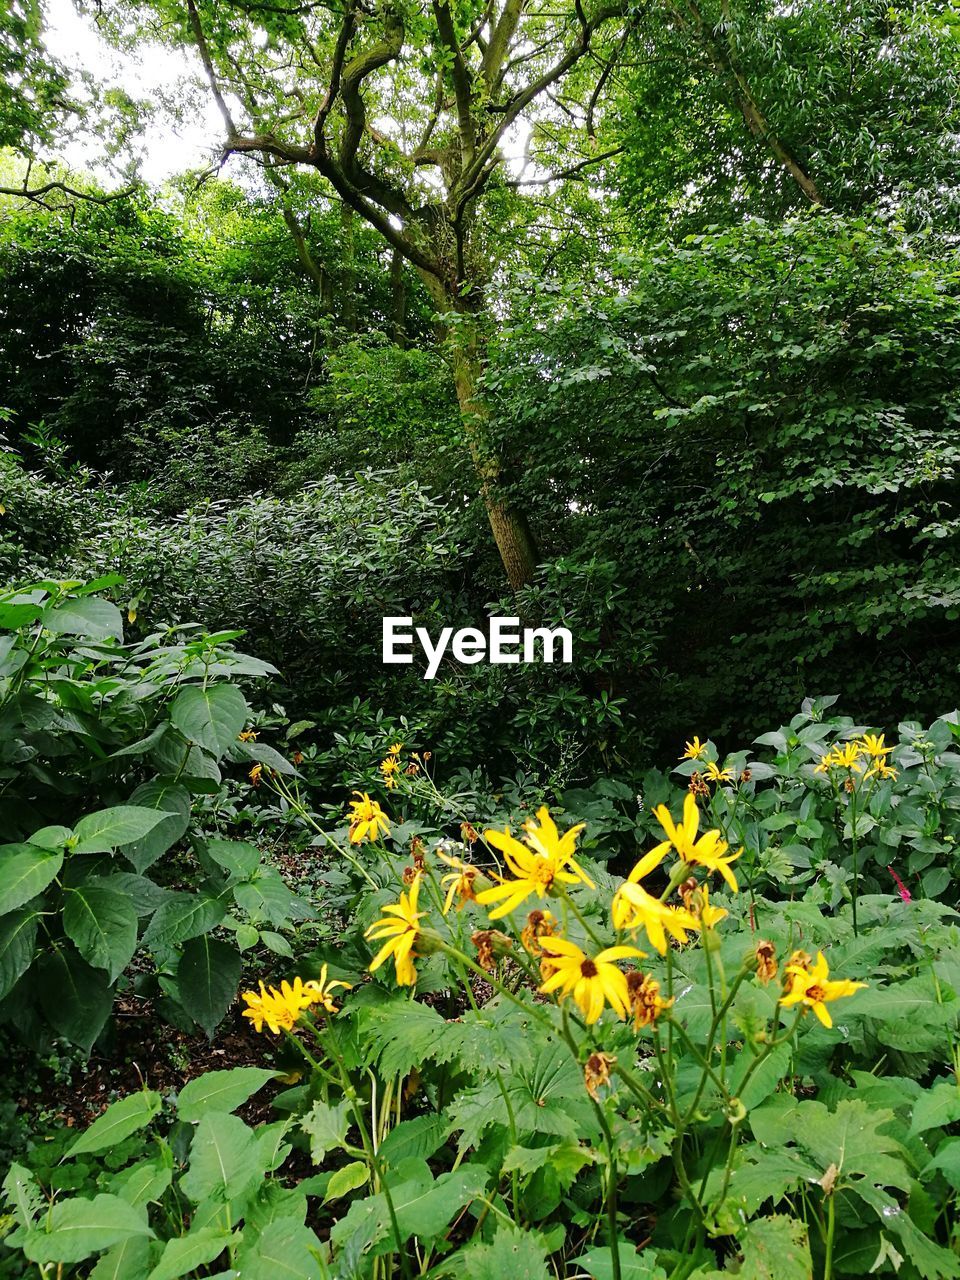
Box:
0 577 311 1052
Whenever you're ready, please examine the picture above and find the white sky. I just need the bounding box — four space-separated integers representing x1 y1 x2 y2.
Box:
44 0 225 184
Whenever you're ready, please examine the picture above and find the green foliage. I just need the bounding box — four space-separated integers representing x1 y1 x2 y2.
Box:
489 215 960 750
0 576 311 1050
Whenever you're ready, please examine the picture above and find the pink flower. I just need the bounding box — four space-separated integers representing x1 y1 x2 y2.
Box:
887 866 911 903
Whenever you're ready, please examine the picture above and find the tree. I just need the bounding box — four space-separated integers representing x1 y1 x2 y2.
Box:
619 0 960 236
101 0 632 587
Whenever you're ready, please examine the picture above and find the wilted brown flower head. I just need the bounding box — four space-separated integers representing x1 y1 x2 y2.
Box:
755 939 777 984
521 909 556 955
472 929 512 972
625 970 673 1029
584 1051 616 1100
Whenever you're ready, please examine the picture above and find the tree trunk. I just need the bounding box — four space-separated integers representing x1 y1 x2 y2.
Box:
340 202 358 332
449 321 539 591
390 247 406 347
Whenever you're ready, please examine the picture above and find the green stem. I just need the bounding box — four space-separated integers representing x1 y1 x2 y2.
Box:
824 1189 836 1280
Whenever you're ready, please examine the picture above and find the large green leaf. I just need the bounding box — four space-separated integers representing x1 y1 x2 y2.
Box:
177 1066 277 1123
0 845 63 915
37 946 113 1053
73 807 169 855
44 598 124 640
120 782 191 873
0 909 39 999
206 839 261 879
234 1217 326 1280
146 1227 235 1280
179 1112 262 1204
108 1159 174 1209
63 881 139 981
736 1215 813 1280
21 1194 153 1264
574 1244 666 1280
177 937 241 1038
170 684 250 758
462 1224 553 1280
329 1160 489 1255
90 1237 154 1280
65 1091 162 1158
142 893 226 948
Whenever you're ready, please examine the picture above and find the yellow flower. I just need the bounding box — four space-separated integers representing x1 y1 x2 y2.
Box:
814 742 864 774
240 975 347 1035
387 742 404 756
476 806 594 920
612 877 699 955
380 757 399 775
303 965 352 1014
651 792 742 891
538 936 645 1024
249 763 263 786
242 982 297 1034
348 792 391 844
681 736 707 760
859 733 891 759
680 879 728 928
625 970 673 1029
238 729 259 742
437 851 478 914
780 951 866 1028
366 876 425 986
704 761 733 784
865 760 898 781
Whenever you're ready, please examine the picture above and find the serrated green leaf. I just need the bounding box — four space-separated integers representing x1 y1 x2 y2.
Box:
63 881 139 982
171 685 250 758
73 807 168 855
177 937 241 1038
0 844 63 914
0 909 39 999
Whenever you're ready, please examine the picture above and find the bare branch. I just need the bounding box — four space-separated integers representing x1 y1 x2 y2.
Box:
503 144 624 185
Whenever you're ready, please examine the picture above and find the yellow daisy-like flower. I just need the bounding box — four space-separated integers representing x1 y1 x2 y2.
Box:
859 733 891 759
437 851 478 914
612 877 700 955
865 760 898 782
242 982 297 1034
780 951 866 1028
348 792 391 844
366 875 425 986
380 757 399 775
249 763 263 786
704 761 733 784
681 736 707 761
241 975 348 1035
814 742 864 774
538 936 645 1024
650 792 742 892
475 806 594 920
387 742 403 756
238 729 259 742
303 965 352 1014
